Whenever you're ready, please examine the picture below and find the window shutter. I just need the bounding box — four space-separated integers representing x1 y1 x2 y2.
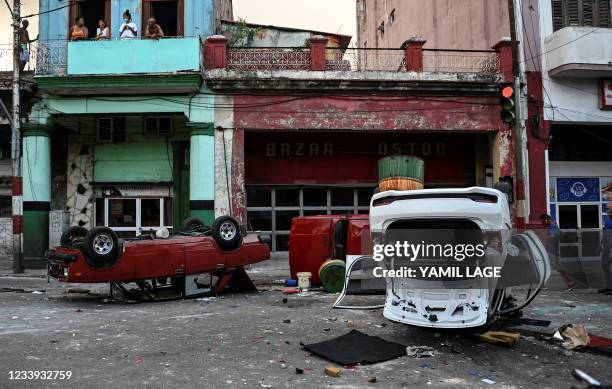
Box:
582 0 594 25
598 0 611 27
566 0 581 25
552 0 565 31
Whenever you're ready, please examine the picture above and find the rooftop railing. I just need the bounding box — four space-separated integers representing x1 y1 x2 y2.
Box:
204 35 513 80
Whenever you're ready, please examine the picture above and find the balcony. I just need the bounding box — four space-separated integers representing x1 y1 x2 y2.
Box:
203 35 510 92
34 38 202 95
36 37 201 76
545 27 612 78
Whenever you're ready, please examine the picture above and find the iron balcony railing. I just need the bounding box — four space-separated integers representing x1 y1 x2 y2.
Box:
422 49 500 74
227 47 311 71
0 42 43 73
223 46 501 75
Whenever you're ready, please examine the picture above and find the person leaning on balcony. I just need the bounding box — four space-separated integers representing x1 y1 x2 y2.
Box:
119 10 138 39
70 17 89 41
95 19 110 40
19 19 38 71
144 18 165 39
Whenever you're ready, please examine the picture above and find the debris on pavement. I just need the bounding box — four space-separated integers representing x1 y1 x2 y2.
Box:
295 368 304 374
302 330 406 365
65 288 90 294
324 366 341 377
478 331 521 347
406 345 436 358
367 376 377 383
283 287 299 295
554 324 589 350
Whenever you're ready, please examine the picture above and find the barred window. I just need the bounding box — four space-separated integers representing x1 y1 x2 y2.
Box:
552 0 611 31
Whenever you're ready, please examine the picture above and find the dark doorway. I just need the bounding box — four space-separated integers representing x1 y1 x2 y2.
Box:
150 1 178 36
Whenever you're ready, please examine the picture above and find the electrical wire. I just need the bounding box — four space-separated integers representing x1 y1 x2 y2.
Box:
3 0 12 16
22 2 75 19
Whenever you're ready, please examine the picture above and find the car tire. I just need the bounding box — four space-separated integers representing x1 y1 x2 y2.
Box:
60 226 88 246
212 216 242 251
84 227 120 266
180 217 208 233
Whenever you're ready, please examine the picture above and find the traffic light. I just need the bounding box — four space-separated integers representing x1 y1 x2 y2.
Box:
500 86 515 124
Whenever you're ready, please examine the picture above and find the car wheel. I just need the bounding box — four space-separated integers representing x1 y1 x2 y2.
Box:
60 226 88 246
84 227 120 265
212 216 242 251
180 217 208 233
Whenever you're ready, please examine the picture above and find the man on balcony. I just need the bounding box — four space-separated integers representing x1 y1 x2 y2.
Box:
144 18 165 39
19 19 38 71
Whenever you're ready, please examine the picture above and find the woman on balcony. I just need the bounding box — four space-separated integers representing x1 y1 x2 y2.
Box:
95 19 110 40
119 10 138 40
70 17 89 41
144 18 165 39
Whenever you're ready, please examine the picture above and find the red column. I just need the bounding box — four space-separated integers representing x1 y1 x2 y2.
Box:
203 35 228 69
309 35 328 71
492 38 513 82
525 71 551 227
403 37 426 72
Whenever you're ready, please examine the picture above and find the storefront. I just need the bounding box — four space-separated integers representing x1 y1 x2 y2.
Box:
548 124 612 261
244 131 492 251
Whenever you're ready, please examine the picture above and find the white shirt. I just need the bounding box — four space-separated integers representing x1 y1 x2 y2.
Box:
119 22 137 39
96 27 109 39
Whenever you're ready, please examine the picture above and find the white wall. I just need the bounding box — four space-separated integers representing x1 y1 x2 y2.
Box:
549 161 612 177
537 0 612 123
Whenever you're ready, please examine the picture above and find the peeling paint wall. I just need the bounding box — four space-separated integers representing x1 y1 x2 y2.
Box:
214 95 235 218
0 217 11 258
66 143 94 229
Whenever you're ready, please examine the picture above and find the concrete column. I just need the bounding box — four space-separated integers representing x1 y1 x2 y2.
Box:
22 126 51 267
189 123 215 225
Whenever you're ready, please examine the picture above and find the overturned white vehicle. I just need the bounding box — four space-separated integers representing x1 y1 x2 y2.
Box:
335 187 551 329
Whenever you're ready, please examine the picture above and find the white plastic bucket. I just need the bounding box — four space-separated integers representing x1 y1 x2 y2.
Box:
297 272 312 290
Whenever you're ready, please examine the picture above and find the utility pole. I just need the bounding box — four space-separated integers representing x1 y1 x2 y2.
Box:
11 0 23 273
507 0 526 229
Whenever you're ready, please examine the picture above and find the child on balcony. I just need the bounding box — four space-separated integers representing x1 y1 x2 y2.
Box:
119 10 138 40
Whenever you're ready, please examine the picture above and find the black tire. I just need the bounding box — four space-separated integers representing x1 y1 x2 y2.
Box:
212 216 242 251
180 217 207 233
84 227 120 265
60 226 88 246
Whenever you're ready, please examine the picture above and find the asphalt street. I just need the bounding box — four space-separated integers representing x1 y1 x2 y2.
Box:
1 256 611 388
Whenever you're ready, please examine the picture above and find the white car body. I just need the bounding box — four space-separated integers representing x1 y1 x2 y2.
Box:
367 187 550 329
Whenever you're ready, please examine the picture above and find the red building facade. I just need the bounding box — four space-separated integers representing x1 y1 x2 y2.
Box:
204 36 516 251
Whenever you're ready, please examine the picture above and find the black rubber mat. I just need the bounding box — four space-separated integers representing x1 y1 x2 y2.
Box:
302 329 406 365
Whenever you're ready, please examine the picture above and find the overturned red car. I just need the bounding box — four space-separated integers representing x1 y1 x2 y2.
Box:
47 216 270 301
